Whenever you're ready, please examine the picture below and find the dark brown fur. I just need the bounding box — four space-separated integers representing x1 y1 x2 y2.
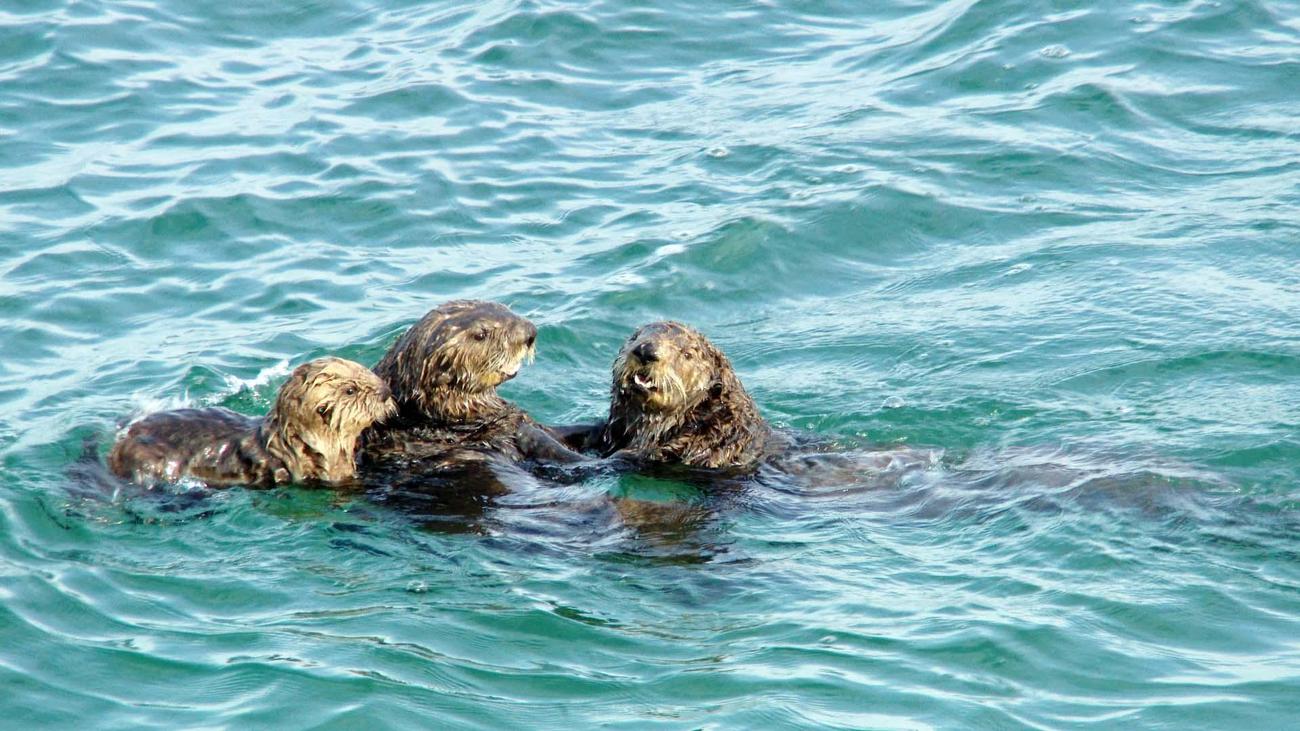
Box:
363 300 582 465
108 357 396 487
568 321 776 470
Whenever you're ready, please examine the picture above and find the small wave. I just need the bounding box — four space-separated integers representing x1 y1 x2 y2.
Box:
223 359 291 395
120 392 194 429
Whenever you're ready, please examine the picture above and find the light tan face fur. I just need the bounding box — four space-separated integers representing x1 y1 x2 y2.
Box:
430 312 537 393
613 322 719 413
275 357 397 454
376 300 539 420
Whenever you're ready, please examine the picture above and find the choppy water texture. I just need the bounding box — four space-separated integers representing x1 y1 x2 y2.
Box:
3 0 1300 728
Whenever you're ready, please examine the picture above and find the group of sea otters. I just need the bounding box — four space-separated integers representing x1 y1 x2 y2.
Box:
108 300 785 490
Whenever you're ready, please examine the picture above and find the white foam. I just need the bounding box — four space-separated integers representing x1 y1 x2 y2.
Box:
119 390 194 434
173 476 209 492
608 271 648 286
225 359 291 394
118 358 290 434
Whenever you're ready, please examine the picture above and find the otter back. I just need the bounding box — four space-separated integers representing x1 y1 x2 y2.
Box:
108 408 288 487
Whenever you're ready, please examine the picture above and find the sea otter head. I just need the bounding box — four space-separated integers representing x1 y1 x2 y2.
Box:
607 321 769 468
611 321 740 415
265 357 397 483
374 300 538 422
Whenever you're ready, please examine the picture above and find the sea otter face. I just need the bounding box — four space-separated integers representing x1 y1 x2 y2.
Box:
613 321 720 413
433 301 538 392
279 357 397 439
376 300 538 414
266 357 397 483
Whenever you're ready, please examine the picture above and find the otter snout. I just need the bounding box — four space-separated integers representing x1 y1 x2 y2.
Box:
632 340 658 363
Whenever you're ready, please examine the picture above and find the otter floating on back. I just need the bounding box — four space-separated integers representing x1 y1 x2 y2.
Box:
361 300 583 466
108 357 396 487
562 321 780 471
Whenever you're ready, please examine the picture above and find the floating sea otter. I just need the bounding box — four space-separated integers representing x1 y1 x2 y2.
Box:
562 321 782 471
108 357 396 487
558 321 941 496
362 299 583 466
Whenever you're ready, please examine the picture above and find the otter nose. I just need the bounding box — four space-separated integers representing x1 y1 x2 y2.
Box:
524 322 537 349
633 341 658 363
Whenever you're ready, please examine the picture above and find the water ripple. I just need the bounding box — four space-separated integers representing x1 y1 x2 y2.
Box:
3 0 1300 727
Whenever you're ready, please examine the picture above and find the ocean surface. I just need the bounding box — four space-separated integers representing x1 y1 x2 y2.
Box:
3 1 1299 728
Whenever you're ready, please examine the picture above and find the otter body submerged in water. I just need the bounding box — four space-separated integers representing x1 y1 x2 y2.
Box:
362 300 583 467
559 321 941 496
561 321 782 471
108 357 396 487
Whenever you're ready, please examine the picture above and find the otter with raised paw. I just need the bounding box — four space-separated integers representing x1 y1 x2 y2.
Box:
561 321 784 471
362 299 583 466
108 357 397 488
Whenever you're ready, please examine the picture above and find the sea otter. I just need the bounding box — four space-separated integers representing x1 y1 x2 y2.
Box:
361 300 584 466
561 321 783 471
557 321 944 503
108 357 397 487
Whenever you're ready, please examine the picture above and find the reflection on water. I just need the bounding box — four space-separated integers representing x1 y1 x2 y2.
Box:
63 432 1269 570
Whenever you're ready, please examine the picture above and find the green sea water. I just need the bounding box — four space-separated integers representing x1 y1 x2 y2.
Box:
3 1 1299 728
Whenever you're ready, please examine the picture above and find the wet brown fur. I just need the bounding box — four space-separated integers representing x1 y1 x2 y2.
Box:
581 321 774 470
363 300 581 464
108 357 397 487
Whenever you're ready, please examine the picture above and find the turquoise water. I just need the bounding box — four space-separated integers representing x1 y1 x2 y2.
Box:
3 0 1300 727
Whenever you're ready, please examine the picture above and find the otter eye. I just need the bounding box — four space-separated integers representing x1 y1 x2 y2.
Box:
473 329 488 341
344 386 357 396
316 404 328 415
683 351 693 360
